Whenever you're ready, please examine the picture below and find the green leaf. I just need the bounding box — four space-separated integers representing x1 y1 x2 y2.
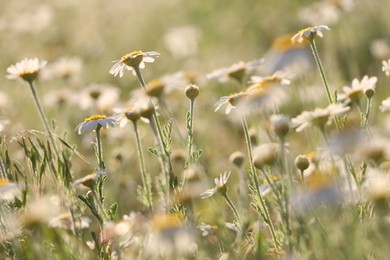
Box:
108 203 118 221
147 146 159 157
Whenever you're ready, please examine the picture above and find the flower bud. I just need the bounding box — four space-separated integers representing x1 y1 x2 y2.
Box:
365 88 375 99
270 114 290 138
252 144 279 169
294 155 310 172
185 84 199 100
229 151 245 168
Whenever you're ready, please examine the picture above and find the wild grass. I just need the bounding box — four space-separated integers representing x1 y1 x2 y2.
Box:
1 0 390 259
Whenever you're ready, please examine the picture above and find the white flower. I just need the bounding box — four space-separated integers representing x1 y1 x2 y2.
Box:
214 92 247 114
200 171 231 199
380 97 390 112
291 103 350 132
6 58 47 82
43 56 83 80
109 50 160 78
74 83 120 112
291 25 330 43
249 72 291 86
338 75 377 103
75 115 118 134
382 59 390 77
207 59 263 83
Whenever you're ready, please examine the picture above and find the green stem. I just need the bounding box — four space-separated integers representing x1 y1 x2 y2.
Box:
310 40 333 105
223 193 241 224
241 118 280 249
187 98 195 162
310 40 341 130
132 121 153 210
28 81 59 157
96 127 104 172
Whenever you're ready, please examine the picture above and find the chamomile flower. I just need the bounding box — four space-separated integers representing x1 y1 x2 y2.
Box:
338 76 377 104
75 115 118 134
382 59 390 77
200 171 231 199
291 103 350 132
262 33 312 75
43 56 83 81
291 25 330 43
214 92 247 114
249 73 291 87
109 50 160 78
380 97 390 112
207 59 263 84
6 58 47 83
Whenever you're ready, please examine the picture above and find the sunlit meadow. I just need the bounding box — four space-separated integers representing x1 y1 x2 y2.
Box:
1 0 390 259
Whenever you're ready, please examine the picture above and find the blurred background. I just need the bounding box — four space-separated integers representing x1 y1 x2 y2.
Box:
1 0 390 214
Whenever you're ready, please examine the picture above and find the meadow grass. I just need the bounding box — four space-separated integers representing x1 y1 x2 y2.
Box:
1 0 390 259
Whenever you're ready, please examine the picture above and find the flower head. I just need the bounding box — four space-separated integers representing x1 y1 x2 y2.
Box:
214 92 248 114
75 115 118 134
380 97 390 112
382 59 390 77
109 50 160 78
291 103 350 132
291 25 330 43
207 59 263 83
200 171 231 199
338 76 377 104
6 58 47 83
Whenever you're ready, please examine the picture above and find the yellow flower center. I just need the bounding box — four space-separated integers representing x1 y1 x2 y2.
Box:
20 70 39 82
146 79 165 97
0 178 9 186
84 115 107 122
273 34 308 51
152 214 183 231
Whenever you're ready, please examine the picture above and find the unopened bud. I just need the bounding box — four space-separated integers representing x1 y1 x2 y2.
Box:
185 84 199 100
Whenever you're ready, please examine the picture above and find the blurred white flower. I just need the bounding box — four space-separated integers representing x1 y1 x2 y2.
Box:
74 83 120 112
291 103 350 132
164 25 201 59
262 33 313 75
110 50 160 77
370 39 390 60
382 59 390 77
0 178 21 202
380 96 390 112
6 58 47 83
43 56 83 81
75 115 118 134
207 59 263 84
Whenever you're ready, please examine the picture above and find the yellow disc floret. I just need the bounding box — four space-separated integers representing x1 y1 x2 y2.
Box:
85 115 107 122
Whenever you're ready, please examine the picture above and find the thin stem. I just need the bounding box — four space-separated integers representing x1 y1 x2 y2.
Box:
28 81 59 157
223 193 241 224
310 40 333 105
310 40 341 130
132 121 153 210
96 127 104 172
241 118 280 249
187 98 195 162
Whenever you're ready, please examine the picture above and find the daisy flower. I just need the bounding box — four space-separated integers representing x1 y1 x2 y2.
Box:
75 115 118 134
214 92 248 114
109 50 160 78
291 103 350 132
382 59 390 77
6 58 47 83
43 56 83 81
338 76 377 104
74 83 120 112
380 97 390 112
249 72 291 87
200 171 231 199
112 106 141 127
291 25 330 43
207 59 263 84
